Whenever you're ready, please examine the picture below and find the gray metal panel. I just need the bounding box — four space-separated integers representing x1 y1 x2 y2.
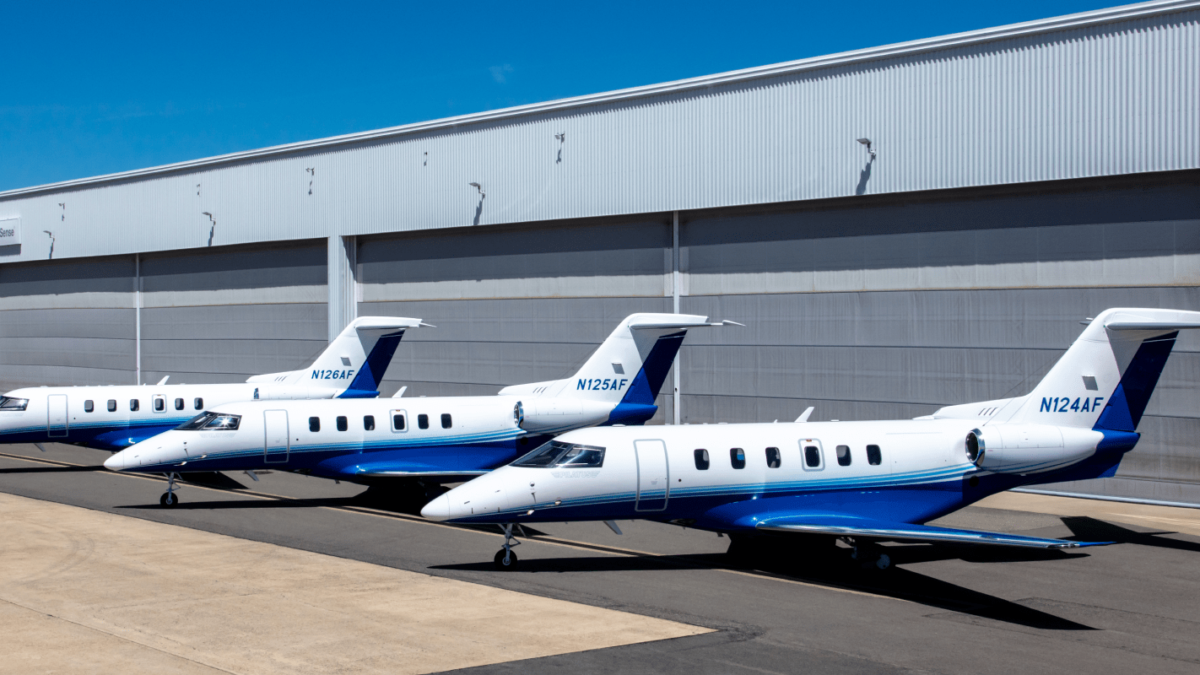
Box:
0 256 133 297
362 297 672 424
140 240 326 293
0 308 135 390
2 4 1197 263
140 304 327 384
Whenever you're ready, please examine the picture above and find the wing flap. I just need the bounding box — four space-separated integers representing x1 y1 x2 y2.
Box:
756 514 1110 549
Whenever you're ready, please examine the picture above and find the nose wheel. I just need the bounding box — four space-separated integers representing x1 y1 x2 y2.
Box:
159 473 180 508
492 523 521 570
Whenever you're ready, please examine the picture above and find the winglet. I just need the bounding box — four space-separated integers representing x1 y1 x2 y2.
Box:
795 407 814 423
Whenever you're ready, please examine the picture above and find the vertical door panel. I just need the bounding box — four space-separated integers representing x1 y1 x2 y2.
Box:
264 410 290 463
634 439 669 512
47 395 68 438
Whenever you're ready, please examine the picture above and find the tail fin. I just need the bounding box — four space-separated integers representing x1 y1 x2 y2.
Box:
1002 308 1200 431
499 313 733 423
247 316 424 396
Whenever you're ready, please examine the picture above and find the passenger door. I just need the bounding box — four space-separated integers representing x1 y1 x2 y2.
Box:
263 410 290 464
634 439 669 512
47 395 68 438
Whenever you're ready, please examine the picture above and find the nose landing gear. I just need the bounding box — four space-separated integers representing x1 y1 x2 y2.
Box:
159 473 180 508
493 523 521 570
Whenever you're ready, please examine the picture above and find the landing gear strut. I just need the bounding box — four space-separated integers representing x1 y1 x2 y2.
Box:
159 473 180 508
847 538 891 570
493 523 521 570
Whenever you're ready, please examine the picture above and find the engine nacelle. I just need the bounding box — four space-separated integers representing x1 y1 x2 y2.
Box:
517 399 615 433
965 424 1102 474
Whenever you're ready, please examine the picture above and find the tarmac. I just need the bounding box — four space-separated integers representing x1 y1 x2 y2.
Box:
2 442 1200 675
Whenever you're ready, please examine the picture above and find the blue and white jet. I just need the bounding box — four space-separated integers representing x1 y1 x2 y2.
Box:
424 308 1200 570
0 317 423 452
104 313 735 506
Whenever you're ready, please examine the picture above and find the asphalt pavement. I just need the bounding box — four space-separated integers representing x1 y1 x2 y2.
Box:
2 442 1199 675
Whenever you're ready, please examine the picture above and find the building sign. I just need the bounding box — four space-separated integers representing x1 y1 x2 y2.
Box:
0 217 19 246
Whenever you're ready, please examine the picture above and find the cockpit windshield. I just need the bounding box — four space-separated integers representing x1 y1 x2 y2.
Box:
0 396 28 411
513 440 605 468
176 412 241 431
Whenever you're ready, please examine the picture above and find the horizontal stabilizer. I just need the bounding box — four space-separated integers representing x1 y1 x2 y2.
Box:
756 514 1110 549
1106 320 1200 331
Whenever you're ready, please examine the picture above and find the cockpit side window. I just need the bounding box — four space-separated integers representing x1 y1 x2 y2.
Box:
176 412 241 430
514 440 605 468
0 396 30 411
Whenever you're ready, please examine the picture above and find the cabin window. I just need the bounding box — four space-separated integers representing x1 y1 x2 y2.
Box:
803 444 823 470
418 414 429 430
391 412 406 431
309 417 320 432
363 415 375 431
765 447 782 468
107 399 117 412
694 449 710 470
153 398 165 412
836 445 852 466
867 444 882 466
175 398 184 411
129 399 140 412
441 413 452 429
730 448 746 469
194 398 204 410
84 400 94 413
336 416 348 432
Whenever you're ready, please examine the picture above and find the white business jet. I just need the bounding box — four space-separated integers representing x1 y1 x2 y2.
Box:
424 308 1200 570
0 316 423 451
104 313 737 506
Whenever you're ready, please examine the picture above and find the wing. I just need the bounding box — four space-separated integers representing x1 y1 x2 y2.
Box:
756 514 1111 549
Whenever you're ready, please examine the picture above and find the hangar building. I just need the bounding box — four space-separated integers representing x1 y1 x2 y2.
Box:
1 0 1198 503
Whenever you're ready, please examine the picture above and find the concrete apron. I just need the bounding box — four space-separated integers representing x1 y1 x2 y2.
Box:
0 493 708 675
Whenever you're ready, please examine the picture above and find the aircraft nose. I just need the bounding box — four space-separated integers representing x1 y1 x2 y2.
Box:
103 452 124 471
421 494 451 521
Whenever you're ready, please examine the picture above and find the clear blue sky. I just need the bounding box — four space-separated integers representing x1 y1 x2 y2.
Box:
2 0 1131 192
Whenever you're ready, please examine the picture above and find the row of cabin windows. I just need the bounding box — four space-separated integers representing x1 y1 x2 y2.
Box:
82 398 204 413
693 444 883 470
306 413 453 433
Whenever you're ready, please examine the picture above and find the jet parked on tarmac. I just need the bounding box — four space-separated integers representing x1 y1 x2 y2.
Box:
424 308 1200 570
104 313 737 506
0 317 423 452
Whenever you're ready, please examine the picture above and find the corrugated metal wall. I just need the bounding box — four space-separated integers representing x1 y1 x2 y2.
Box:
0 241 328 391
357 217 676 423
1 4 1197 264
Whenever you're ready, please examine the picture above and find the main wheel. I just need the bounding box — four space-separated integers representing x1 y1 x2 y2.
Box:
160 492 179 508
493 549 519 571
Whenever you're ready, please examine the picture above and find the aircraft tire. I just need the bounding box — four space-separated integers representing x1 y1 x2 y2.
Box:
493 550 519 571
160 492 179 508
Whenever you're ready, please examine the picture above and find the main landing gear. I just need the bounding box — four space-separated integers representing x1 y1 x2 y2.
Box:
493 523 521 570
159 473 180 508
847 538 892 571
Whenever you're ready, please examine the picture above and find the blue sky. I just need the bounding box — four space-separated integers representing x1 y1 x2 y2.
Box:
2 0 1130 192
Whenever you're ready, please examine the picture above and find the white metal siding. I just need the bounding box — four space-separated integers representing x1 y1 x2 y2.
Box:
1 2 1197 263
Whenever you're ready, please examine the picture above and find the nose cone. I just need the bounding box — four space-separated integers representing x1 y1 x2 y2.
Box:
103 452 125 471
421 494 451 521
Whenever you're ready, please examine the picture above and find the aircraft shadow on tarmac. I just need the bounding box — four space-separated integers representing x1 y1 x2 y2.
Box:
433 543 1095 631
0 464 107 474
1061 516 1200 555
